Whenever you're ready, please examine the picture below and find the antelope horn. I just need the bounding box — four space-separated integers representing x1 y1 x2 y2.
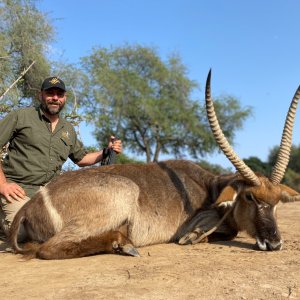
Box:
205 70 261 186
270 85 300 184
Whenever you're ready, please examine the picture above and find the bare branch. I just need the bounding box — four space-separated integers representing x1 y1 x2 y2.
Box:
0 60 35 101
70 86 78 114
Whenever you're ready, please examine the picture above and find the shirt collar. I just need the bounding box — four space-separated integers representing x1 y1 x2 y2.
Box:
37 105 67 128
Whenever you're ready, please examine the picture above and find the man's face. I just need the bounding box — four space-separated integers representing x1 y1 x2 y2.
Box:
40 88 66 115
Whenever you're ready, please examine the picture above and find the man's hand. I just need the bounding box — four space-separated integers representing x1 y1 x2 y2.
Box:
0 182 26 203
108 136 122 154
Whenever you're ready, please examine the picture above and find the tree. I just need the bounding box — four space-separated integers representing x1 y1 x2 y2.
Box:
197 159 232 175
0 1 90 124
243 156 271 176
268 144 300 173
0 0 54 113
50 61 90 128
268 144 300 191
81 44 252 162
284 168 300 192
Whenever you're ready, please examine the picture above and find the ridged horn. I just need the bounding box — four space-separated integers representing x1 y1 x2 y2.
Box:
270 85 300 184
205 70 261 186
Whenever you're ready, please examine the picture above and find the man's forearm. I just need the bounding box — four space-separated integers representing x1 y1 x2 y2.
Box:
76 150 104 167
76 138 122 167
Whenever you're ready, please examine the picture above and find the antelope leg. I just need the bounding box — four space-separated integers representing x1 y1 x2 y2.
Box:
35 229 138 259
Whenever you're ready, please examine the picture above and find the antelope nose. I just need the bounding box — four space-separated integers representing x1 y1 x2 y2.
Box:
266 240 283 251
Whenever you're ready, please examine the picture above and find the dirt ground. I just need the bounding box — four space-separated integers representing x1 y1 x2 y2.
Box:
0 202 299 300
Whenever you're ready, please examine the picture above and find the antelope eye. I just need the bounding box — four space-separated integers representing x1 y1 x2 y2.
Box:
258 202 270 210
245 192 254 202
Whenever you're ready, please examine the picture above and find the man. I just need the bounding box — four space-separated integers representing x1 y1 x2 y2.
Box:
0 76 122 238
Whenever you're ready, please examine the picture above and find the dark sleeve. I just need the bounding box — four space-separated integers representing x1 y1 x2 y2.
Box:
0 111 18 148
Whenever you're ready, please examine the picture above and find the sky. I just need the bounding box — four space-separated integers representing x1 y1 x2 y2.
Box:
37 0 300 169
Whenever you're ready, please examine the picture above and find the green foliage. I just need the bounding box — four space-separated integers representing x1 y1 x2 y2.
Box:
0 1 85 127
46 62 92 130
288 145 300 174
244 145 300 192
284 168 300 192
267 146 279 168
197 159 232 175
51 62 89 112
115 153 144 165
208 95 252 142
243 156 272 176
267 144 300 191
0 0 53 111
268 144 300 173
81 44 252 163
79 146 144 165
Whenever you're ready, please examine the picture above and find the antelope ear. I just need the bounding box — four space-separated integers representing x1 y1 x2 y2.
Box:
214 185 238 206
279 184 300 203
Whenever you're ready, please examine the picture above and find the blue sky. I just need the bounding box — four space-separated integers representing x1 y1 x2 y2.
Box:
38 0 300 168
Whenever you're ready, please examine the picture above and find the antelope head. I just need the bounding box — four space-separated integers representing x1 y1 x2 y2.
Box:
205 70 300 251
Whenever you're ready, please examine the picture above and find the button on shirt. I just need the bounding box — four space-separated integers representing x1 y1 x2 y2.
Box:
0 106 87 196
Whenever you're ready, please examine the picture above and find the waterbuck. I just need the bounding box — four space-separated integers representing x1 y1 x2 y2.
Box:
9 70 300 259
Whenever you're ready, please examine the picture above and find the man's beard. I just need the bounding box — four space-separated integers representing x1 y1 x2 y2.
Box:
41 101 65 115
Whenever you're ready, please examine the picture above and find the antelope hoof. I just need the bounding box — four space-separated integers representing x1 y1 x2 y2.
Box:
112 241 140 257
178 232 198 245
178 228 207 245
121 244 140 257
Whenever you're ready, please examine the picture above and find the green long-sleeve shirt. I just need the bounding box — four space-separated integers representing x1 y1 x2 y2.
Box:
0 106 87 196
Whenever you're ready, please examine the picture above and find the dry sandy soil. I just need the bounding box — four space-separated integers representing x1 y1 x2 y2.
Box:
0 201 299 300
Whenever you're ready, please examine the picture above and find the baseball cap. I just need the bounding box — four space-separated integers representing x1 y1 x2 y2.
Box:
41 77 66 91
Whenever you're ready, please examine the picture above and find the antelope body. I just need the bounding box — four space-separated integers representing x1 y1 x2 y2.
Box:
9 71 300 259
